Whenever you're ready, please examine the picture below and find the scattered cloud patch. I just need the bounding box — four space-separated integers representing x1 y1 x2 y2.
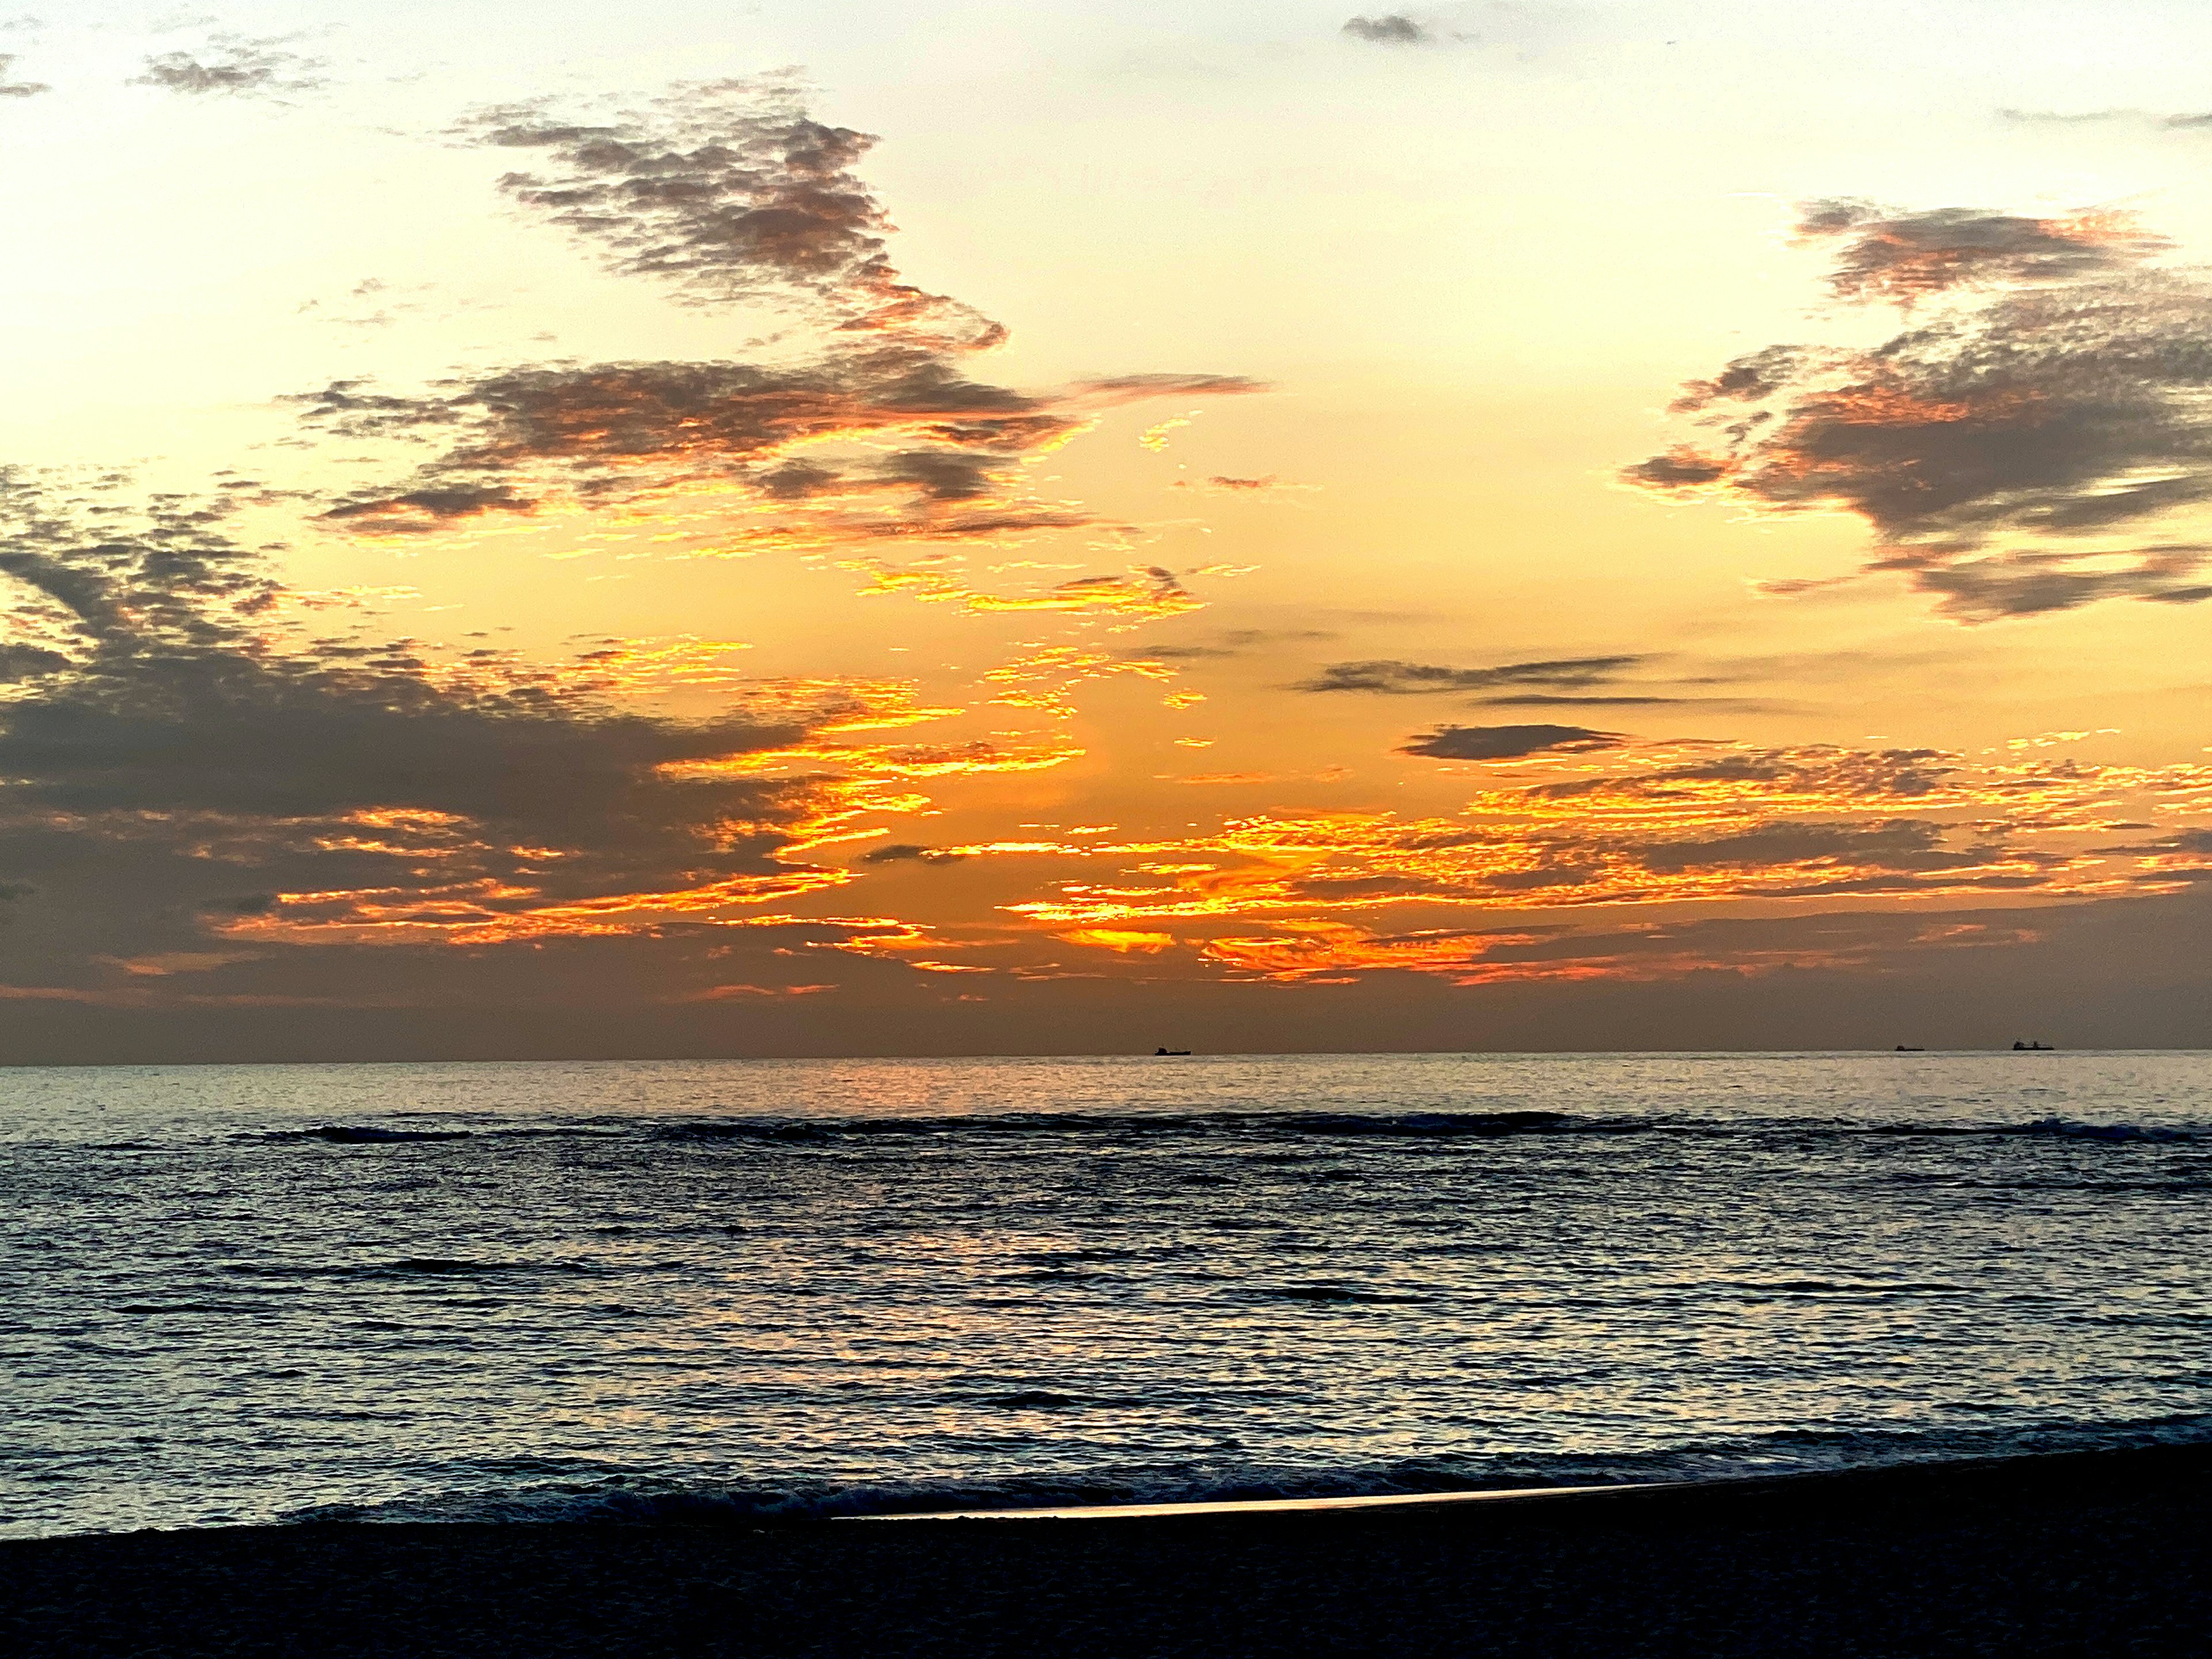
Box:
1343 14 1430 45
1172 474 1312 496
300 83 1263 558
0 55 43 98
320 482 537 535
0 52 44 97
859 843 967 865
1794 199 2166 305
131 35 328 99
0 470 862 974
457 77 999 347
1297 655 1652 696
1627 200 2212 620
1009 738 2212 950
1399 723 1626 761
1069 373 1269 406
1999 107 2212 131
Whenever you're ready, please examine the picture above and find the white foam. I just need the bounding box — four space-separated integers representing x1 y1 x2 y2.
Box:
844 1480 1672 1522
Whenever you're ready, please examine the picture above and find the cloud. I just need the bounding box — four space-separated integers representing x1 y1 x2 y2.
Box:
319 482 537 534
0 52 44 97
1005 737 2212 940
1172 474 1315 496
456 77 999 348
1793 200 2166 305
1398 722 1626 760
1296 654 1653 695
1339 5 1589 59
1626 200 2212 620
131 35 328 99
1343 15 1431 44
309 84 1266 567
1057 928 1173 952
1069 373 1271 405
1128 628 1338 663
1999 108 2212 131
1196 906 2048 988
0 471 869 979
859 843 966 865
298 353 1257 559
851 560 1202 617
298 350 1089 543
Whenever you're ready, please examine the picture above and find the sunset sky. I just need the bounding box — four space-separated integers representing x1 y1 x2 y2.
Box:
5 1 2212 1060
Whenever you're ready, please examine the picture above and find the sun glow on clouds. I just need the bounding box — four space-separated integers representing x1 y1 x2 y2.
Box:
5 31 2212 1044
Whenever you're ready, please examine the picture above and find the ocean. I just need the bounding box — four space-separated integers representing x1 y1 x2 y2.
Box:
3 1051 2208 1539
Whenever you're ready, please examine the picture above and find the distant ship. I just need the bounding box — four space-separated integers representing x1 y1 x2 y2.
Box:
1154 1046 1192 1056
1893 1045 1924 1052
2012 1040 2054 1051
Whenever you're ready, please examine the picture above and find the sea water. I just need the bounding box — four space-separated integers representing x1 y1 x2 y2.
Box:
2 1051 2208 1537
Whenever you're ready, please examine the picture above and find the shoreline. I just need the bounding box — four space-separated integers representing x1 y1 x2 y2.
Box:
5 1444 2207 1654
848 1478 1668 1522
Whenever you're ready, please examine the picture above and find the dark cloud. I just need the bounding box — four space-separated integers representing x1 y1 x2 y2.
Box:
1626 200 2212 620
0 52 45 97
1124 627 1339 662
296 350 1080 535
1630 819 1975 877
876 448 998 501
754 459 842 500
1398 723 1625 761
301 350 1259 546
859 843 966 865
1343 15 1430 44
319 482 537 533
1478 693 1689 707
311 85 1264 546
131 35 327 99
2094 827 2212 861
1794 199 2166 305
0 472 844 983
456 78 999 348
298 353 1065 472
1296 654 1652 695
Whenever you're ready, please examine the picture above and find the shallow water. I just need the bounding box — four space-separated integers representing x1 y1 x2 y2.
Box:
3 1051 2209 1537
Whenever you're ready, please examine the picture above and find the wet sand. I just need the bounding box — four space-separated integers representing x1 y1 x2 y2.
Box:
4 1444 2207 1656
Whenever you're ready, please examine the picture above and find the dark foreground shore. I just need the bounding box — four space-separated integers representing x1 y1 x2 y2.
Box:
6 1445 2209 1657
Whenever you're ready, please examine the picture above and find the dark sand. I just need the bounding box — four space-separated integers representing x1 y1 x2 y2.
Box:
5 1445 2208 1656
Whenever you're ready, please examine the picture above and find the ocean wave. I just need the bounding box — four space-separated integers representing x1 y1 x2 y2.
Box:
1245 1283 1434 1304
1857 1117 2200 1144
260 1125 476 1143
2021 1117 2199 1143
281 1413 2212 1529
647 1109 1640 1145
240 1108 2207 1152
218 1256 601 1280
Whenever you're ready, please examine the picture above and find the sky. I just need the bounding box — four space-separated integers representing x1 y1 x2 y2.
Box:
3 1 2212 1062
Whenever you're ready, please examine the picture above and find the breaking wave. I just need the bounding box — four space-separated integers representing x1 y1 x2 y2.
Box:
284 1412 2212 1528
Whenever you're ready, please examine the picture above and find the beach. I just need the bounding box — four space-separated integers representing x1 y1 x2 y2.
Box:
5 1445 2207 1656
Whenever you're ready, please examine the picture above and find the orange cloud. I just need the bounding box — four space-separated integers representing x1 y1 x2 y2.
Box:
1056 929 1176 953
